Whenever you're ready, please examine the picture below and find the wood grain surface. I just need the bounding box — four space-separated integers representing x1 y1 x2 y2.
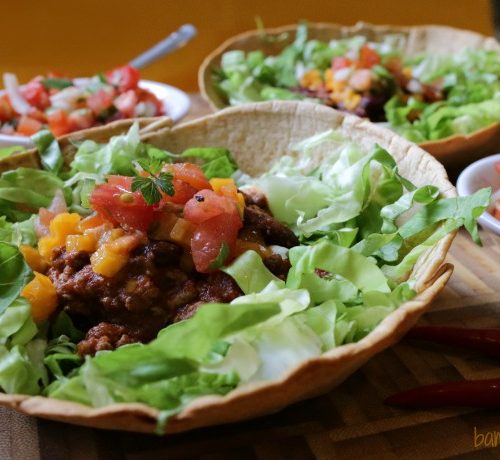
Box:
1 96 499 460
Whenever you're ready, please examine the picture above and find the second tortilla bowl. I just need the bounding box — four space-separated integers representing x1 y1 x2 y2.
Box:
199 22 500 172
0 101 462 434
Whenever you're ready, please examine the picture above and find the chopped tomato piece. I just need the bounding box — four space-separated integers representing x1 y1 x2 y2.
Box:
106 65 140 92
358 44 381 69
21 80 50 110
0 95 15 122
191 212 242 273
90 175 156 232
185 189 243 272
184 189 237 224
16 115 43 136
87 89 114 116
164 163 211 191
47 109 72 137
160 163 211 205
167 180 198 205
332 56 352 71
68 109 94 131
495 162 500 175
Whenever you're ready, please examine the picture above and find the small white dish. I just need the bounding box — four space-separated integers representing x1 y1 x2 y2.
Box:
456 153 500 235
0 79 190 148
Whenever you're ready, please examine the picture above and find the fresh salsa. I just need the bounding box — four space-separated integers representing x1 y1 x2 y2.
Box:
0 65 164 137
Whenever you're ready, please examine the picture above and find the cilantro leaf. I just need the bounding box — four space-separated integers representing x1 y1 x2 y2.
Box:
154 172 175 196
131 176 162 205
132 159 174 205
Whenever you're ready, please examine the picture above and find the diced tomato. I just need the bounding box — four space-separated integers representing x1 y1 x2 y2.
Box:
166 180 197 205
21 80 50 110
358 44 381 69
160 163 212 205
332 56 352 71
16 115 43 136
47 109 72 137
87 89 114 116
495 162 500 175
68 109 94 131
89 175 156 232
164 163 211 191
0 95 15 122
28 109 47 123
114 90 138 117
106 65 140 92
184 189 237 224
191 211 243 273
185 189 242 272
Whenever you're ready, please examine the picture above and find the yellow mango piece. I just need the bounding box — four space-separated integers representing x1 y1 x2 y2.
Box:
49 213 81 237
90 245 128 277
21 272 58 322
169 218 195 247
19 245 47 273
65 234 97 253
108 234 141 254
38 213 82 260
236 192 245 217
38 235 62 260
209 178 235 193
300 69 322 89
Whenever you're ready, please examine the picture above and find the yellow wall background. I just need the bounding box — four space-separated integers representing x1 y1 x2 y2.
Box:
0 0 494 92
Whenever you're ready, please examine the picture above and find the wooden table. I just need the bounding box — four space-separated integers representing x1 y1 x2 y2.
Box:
1 96 500 460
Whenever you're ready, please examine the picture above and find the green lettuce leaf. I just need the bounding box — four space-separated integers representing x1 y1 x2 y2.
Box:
32 130 63 174
0 243 33 315
180 148 237 179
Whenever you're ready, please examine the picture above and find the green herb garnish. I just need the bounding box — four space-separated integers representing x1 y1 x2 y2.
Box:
131 158 174 205
40 78 73 90
208 242 230 270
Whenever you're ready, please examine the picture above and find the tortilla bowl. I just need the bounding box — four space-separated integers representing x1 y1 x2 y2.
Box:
0 101 456 434
199 22 500 169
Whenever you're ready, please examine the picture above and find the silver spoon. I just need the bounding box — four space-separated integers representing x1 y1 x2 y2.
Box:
129 24 197 70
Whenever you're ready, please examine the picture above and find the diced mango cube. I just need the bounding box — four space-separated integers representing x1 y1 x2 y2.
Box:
21 272 58 322
65 234 97 253
169 218 196 247
209 178 235 193
38 213 82 260
90 245 128 277
49 213 81 237
19 245 47 273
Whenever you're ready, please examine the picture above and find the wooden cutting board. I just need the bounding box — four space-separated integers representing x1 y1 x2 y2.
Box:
1 97 499 460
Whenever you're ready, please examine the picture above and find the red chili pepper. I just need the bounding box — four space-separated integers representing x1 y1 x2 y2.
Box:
385 378 500 408
406 326 500 359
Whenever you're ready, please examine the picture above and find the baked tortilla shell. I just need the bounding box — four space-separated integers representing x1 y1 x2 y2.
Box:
0 101 457 433
199 22 500 168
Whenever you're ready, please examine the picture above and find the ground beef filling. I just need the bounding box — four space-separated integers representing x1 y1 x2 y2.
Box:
49 195 298 356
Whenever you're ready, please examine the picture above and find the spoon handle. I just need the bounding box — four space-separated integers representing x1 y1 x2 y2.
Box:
129 24 197 70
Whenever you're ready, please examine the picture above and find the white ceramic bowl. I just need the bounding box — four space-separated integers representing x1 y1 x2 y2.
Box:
456 153 500 235
0 79 190 148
